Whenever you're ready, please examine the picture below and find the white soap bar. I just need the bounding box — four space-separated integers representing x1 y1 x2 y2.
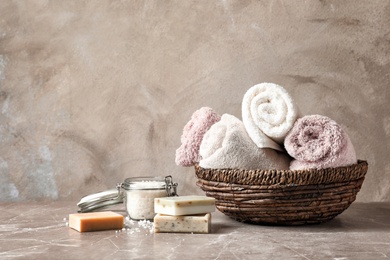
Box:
154 196 215 216
154 213 211 233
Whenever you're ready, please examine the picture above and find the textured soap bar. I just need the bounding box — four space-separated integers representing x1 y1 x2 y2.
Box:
154 196 215 216
154 213 211 233
69 211 124 232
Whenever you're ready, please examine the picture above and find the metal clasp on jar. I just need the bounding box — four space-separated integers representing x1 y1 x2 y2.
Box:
164 175 178 196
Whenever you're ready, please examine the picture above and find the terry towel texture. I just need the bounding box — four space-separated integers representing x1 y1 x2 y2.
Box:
175 107 221 167
284 115 357 170
242 83 299 151
199 114 291 170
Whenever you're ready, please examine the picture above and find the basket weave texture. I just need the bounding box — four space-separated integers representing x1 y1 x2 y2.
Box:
195 160 368 225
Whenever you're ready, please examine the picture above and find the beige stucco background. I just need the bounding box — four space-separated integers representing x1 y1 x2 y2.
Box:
0 1 389 202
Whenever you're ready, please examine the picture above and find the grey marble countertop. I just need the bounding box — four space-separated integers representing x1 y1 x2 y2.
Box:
0 202 389 259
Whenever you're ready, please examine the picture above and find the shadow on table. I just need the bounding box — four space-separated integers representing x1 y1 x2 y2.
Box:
212 202 390 233
301 202 390 232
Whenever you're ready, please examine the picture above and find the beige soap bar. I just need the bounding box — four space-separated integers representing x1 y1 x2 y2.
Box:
69 211 124 232
154 213 211 233
154 196 215 216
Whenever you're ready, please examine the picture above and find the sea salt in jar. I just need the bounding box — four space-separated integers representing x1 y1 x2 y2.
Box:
121 177 172 220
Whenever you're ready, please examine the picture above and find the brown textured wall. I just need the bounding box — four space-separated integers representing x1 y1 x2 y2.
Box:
0 1 389 202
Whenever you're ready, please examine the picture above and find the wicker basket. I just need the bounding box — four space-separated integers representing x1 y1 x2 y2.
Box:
195 160 368 225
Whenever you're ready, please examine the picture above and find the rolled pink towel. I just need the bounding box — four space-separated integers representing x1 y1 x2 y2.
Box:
175 107 221 167
284 115 357 170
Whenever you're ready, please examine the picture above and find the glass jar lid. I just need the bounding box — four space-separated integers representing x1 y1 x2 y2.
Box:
77 185 123 213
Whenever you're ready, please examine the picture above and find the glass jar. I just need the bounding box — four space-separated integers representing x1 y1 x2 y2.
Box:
121 176 173 220
77 175 178 220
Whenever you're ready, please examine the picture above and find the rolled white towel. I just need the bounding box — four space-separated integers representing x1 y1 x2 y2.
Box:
242 83 299 151
199 114 291 170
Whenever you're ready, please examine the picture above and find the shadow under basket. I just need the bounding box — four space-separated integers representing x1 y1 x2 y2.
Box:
195 160 368 225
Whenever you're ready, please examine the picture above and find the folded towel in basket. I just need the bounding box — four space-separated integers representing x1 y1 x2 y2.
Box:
175 107 221 167
284 115 357 170
199 114 291 170
242 83 299 151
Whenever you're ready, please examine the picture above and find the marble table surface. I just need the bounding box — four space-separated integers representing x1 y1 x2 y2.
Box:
0 201 389 260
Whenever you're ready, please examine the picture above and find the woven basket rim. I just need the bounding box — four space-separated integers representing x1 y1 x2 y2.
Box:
194 160 368 186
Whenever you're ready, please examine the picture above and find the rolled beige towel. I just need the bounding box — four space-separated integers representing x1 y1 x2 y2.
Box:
199 114 291 170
